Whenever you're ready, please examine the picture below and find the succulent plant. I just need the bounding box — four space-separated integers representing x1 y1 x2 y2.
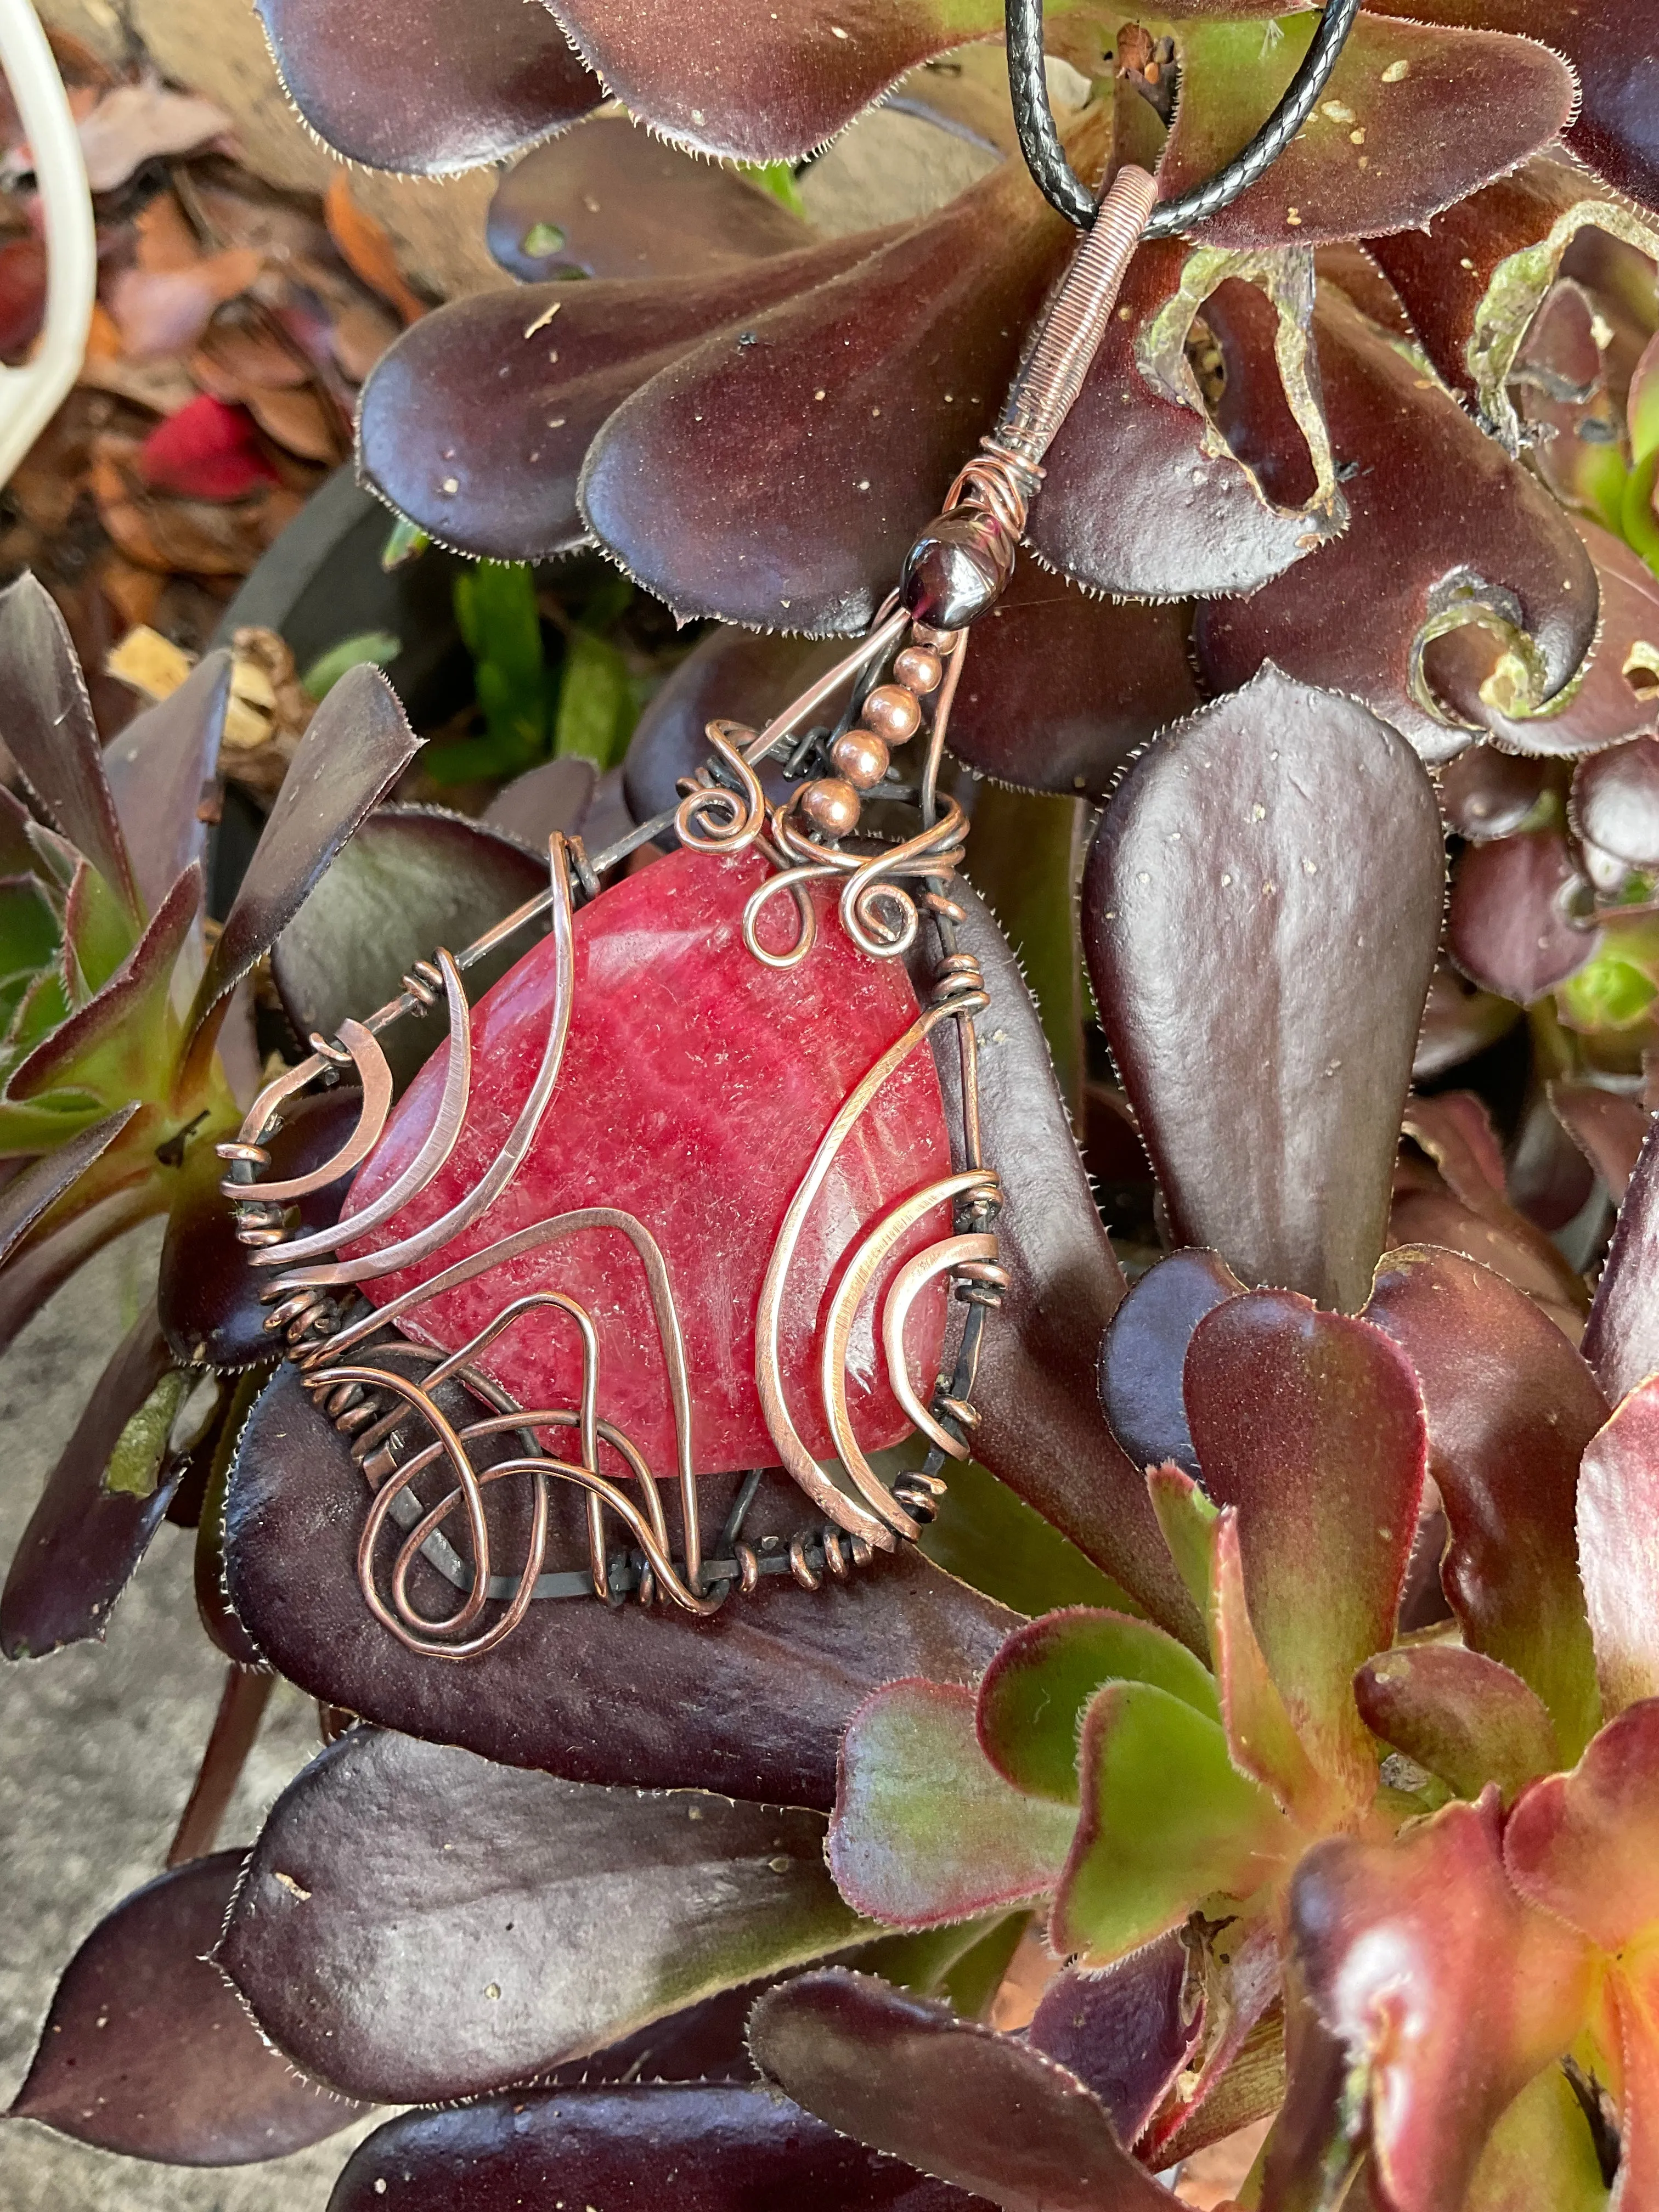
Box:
9 4 1659 2210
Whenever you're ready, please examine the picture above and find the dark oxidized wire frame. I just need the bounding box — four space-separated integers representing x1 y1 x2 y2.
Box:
217 168 1158 1657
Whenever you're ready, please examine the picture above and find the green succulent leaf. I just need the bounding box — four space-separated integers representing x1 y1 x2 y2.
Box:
828 1679 1076 1929
8 867 200 1108
1052 1680 1287 1967
1209 1509 1327 1819
0 877 61 979
917 1453 1142 1620
301 630 402 701
0 1088 108 1156
976 1607 1219 1805
555 625 639 769
62 860 139 1004
1465 2064 1610 2212
1147 1460 1221 1621
103 1368 189 1499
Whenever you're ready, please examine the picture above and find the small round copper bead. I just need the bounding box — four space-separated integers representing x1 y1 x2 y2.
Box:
861 682 923 745
800 776 862 837
893 645 943 695
831 729 890 790
910 622 957 650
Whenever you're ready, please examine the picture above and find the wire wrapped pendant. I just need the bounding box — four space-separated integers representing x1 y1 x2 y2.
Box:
218 166 1160 1654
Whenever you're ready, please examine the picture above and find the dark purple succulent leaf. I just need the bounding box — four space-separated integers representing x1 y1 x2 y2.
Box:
1184 1290 1427 1801
163 1377 230 1528
256 0 598 173
1432 527 1659 761
1583 1113 1659 1406
1573 1378 1659 1717
223 1362 1013 1809
327 2081 987 2212
219 1726 862 2102
0 1162 162 1366
582 151 1074 633
631 583 1199 811
489 113 812 282
828 1678 1076 1926
482 753 597 846
1365 160 1657 444
7 862 199 1102
1290 1793 1592 2212
750 1970 1178 2212
1403 1088 1511 1204
1572 737 1659 867
1196 287 1600 765
271 805 546 1088
1401 1090 1588 1313
193 1370 269 1670
1084 666 1444 1313
1413 962 1523 1080
357 233 883 563
1439 744 1549 844
186 665 422 1050
0 1102 138 1266
546 0 1001 163
0 1297 178 1658
947 571 1199 801
8 1850 363 2163
1369 0 1659 219
1098 1248 1245 1480
1506 1087 1598 1237
1384 1174 1589 1336
101 651 230 921
1026 1935 1199 2151
157 1092 359 1368
1160 14 1573 251
1365 1245 1604 1756
913 884 1199 1643
1447 830 1598 1003
1028 240 1344 602
0 575 137 913
1549 1080 1654 1203
1355 1644 1560 1801
624 627 837 823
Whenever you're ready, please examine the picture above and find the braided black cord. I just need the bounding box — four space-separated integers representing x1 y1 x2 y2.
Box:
1006 0 1364 234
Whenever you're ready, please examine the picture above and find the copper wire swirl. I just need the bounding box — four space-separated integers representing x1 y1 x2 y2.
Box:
673 719 769 854
744 794 969 967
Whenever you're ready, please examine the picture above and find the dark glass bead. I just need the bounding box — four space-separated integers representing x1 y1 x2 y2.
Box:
900 509 1013 629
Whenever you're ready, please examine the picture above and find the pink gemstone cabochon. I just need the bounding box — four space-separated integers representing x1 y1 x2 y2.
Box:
342 845 953 1476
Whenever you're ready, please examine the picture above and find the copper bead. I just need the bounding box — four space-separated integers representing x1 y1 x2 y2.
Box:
862 682 923 744
800 776 862 837
893 646 943 694
831 729 890 789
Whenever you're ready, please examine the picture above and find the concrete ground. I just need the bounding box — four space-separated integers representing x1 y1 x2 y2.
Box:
0 1229 379 2211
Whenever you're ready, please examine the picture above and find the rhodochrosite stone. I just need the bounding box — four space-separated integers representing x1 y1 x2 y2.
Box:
343 847 951 1474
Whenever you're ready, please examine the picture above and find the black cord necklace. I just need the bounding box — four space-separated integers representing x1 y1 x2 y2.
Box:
1006 0 1364 232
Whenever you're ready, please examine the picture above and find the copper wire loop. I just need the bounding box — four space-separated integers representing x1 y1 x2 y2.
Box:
223 609 1004 1645
674 720 768 853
